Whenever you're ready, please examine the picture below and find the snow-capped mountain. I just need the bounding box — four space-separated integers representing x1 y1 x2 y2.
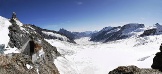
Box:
140 23 162 37
59 28 76 39
59 28 96 39
90 23 145 42
29 25 76 43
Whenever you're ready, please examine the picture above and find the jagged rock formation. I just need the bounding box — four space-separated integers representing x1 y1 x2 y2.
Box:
90 23 144 42
109 65 162 74
0 13 61 74
151 44 162 71
0 44 5 54
12 12 17 19
155 23 162 35
90 26 121 42
140 23 162 37
59 28 76 39
0 53 37 74
8 18 30 48
140 28 156 37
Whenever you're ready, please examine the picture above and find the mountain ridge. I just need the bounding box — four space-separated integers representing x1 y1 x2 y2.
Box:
0 13 64 74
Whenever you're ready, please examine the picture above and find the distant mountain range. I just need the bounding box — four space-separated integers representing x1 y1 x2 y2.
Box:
58 23 162 43
90 23 145 42
58 28 97 39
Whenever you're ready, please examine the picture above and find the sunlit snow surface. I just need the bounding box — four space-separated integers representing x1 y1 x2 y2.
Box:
0 16 11 47
46 35 161 74
0 16 22 54
42 31 69 41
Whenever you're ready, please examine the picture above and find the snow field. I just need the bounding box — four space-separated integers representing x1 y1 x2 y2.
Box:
46 35 162 74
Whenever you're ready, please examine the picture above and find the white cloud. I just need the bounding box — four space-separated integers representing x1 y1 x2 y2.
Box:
76 1 83 5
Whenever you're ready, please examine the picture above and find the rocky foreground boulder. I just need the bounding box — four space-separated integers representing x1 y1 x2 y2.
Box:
109 65 162 74
151 44 162 71
0 53 37 74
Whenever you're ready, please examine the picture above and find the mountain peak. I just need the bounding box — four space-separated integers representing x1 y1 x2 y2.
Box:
12 12 17 19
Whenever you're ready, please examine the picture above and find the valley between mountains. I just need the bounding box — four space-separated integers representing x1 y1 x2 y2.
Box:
50 36 160 74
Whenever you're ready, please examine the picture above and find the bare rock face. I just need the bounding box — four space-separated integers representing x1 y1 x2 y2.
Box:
140 28 156 37
0 53 37 74
109 65 162 74
0 13 61 74
151 44 162 71
12 12 17 19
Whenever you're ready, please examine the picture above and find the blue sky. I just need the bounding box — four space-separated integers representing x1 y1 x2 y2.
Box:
0 0 162 32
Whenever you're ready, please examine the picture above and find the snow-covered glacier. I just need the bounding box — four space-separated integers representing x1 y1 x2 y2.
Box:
45 35 162 74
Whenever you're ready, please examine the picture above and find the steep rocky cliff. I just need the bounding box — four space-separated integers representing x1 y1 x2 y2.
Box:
0 13 61 74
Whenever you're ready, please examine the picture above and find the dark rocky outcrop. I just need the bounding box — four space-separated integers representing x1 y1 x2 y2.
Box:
12 12 17 19
0 53 37 74
0 14 61 74
140 28 156 37
59 28 76 39
90 26 121 42
151 44 162 71
0 44 5 54
8 19 30 49
109 65 162 74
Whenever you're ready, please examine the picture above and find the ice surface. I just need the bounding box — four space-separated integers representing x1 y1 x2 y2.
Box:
42 31 69 41
46 35 162 74
4 47 20 54
0 16 12 48
13 18 23 26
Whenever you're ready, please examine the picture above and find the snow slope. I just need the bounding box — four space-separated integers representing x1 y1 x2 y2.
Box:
45 34 161 74
0 16 12 47
42 31 69 41
0 16 21 54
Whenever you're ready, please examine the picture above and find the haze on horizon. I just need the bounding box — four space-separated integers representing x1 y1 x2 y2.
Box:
0 0 162 32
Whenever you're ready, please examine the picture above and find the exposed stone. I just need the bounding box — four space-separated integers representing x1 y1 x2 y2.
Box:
151 44 162 71
0 44 5 54
151 52 162 71
0 53 37 74
140 28 156 37
12 12 16 19
109 65 162 74
6 16 60 74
